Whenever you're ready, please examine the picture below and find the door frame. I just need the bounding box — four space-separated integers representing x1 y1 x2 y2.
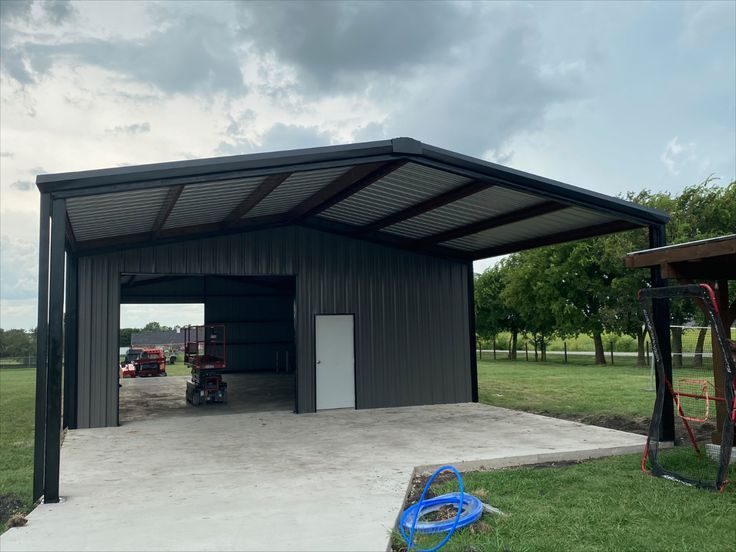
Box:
313 313 357 410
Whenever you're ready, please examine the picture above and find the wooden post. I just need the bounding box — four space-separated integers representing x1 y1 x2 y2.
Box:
712 279 734 445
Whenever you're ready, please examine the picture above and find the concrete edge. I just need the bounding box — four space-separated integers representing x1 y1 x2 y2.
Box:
386 440 675 551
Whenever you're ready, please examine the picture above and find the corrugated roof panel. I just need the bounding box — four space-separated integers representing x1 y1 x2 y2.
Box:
319 162 472 225
164 176 265 229
243 166 350 219
68 187 170 241
443 207 620 251
382 187 542 240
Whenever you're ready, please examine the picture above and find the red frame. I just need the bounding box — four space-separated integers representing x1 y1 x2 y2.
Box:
183 324 227 371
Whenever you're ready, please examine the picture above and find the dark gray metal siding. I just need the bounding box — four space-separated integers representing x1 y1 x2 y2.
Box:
76 226 471 428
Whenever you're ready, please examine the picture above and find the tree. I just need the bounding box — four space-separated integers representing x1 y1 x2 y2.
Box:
501 250 557 361
119 328 139 348
474 267 505 355
142 322 172 332
0 328 36 357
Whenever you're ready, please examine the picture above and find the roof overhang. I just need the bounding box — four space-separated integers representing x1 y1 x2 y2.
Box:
625 234 736 280
37 137 669 260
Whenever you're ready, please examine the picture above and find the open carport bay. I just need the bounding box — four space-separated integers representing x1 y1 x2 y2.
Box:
1 403 646 552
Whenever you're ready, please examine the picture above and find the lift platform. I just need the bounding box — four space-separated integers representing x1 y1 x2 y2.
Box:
184 324 228 406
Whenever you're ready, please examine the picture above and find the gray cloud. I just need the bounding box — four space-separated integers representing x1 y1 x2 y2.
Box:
10 179 33 191
381 10 584 156
218 122 332 155
107 122 151 135
0 0 75 24
4 13 246 95
43 0 76 25
0 234 37 301
236 2 584 157
0 0 33 22
239 2 482 94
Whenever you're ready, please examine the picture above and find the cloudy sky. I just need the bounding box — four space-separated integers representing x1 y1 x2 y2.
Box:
0 0 734 329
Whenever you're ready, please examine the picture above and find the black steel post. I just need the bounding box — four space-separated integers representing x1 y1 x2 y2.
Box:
649 224 675 442
44 198 66 503
63 254 78 429
610 342 614 365
564 341 568 363
32 194 51 502
467 262 478 402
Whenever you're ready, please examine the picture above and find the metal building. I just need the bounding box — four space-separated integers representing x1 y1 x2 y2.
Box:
34 137 670 503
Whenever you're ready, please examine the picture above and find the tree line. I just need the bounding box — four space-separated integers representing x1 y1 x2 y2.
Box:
474 179 736 365
0 322 171 357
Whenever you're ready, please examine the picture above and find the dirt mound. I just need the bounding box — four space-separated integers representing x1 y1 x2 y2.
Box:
0 494 24 525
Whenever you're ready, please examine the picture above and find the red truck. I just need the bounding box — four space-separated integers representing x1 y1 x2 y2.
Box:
120 348 167 378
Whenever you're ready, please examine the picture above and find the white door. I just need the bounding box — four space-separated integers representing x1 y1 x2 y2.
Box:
315 314 355 410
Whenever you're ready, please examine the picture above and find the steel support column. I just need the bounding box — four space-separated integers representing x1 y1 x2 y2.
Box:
32 194 51 502
43 198 66 503
467 262 479 402
649 224 675 442
63 253 78 429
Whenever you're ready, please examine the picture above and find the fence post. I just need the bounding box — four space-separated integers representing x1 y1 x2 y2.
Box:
493 337 496 360
610 342 614 365
564 341 568 363
534 342 538 361
645 341 650 365
525 343 529 361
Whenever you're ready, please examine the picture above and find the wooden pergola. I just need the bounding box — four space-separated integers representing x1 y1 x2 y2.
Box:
626 234 736 445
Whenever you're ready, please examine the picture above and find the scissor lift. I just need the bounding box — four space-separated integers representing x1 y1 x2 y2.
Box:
184 324 228 406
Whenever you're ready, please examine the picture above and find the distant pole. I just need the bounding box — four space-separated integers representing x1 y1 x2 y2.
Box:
646 341 650 365
525 343 529 361
564 341 568 364
493 337 496 360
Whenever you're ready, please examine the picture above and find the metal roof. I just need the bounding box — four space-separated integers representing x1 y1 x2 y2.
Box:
37 137 669 260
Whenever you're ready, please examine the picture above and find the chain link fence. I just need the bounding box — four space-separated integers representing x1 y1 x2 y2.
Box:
0 356 37 369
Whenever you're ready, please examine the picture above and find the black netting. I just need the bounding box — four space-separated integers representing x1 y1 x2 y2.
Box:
639 284 735 491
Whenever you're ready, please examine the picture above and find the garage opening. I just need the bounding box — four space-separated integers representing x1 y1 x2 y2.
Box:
118 274 296 424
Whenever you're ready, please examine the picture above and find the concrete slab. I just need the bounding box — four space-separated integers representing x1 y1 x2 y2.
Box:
119 373 296 422
1 403 646 552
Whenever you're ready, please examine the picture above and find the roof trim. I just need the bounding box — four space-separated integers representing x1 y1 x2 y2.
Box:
37 137 668 226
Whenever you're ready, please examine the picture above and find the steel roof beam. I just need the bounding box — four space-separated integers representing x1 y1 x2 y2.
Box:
360 179 492 233
289 159 408 220
413 201 568 248
469 220 641 260
223 172 291 225
150 184 184 238
73 214 287 255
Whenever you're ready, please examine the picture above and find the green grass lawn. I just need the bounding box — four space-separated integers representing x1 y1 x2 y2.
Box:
393 450 736 552
0 368 35 532
477 357 658 427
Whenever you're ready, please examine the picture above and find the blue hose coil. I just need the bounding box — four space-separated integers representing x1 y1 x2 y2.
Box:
399 465 483 551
